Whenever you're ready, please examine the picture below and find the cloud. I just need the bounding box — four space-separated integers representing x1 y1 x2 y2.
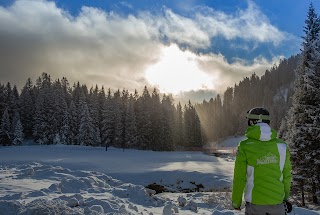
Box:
196 53 282 94
0 0 292 103
140 0 295 50
0 0 163 90
193 0 291 46
170 54 282 104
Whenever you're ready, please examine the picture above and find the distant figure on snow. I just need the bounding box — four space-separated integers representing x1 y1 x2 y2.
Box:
232 107 292 215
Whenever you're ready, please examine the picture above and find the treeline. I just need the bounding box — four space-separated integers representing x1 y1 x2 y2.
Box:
196 55 299 142
0 73 203 151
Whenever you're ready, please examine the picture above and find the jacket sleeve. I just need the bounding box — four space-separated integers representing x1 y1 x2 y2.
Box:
283 146 292 201
232 143 247 208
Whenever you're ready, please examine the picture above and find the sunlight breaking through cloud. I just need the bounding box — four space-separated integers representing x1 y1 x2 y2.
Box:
145 45 214 94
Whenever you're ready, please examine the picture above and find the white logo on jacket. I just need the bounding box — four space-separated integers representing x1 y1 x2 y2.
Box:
256 152 278 165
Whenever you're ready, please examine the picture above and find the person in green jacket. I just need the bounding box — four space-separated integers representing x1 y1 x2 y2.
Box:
232 107 292 215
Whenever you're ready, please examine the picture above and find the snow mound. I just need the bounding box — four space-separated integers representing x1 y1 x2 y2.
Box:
0 163 166 215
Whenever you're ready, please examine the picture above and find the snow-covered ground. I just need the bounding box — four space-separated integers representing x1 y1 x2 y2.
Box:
0 138 319 215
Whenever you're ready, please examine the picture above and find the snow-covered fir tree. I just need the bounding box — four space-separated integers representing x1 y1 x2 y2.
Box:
61 77 72 105
68 101 79 145
88 85 100 130
33 92 49 145
60 109 71 145
114 89 127 148
174 102 185 148
136 86 153 150
34 73 57 144
101 88 116 148
12 116 24 145
18 78 35 138
12 111 21 137
4 83 19 120
160 94 175 151
124 94 138 148
222 87 235 137
285 3 320 205
97 86 106 143
0 108 11 145
78 103 100 146
52 79 68 139
184 101 202 148
150 88 163 150
0 84 5 117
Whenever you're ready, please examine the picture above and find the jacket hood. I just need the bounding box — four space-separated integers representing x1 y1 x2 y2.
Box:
245 123 277 141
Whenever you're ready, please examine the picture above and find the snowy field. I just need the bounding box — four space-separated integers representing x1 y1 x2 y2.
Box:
0 138 319 215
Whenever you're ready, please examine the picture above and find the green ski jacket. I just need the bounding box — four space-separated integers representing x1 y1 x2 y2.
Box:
232 123 291 208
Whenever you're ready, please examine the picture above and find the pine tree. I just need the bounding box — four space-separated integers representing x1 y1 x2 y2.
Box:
4 83 14 117
307 3 320 203
222 87 234 137
112 89 124 147
11 85 19 112
150 88 162 150
124 94 138 149
213 94 223 139
136 86 152 150
68 101 79 145
33 92 49 144
53 79 68 137
12 111 21 137
78 103 100 146
19 78 35 138
101 88 115 148
12 117 24 145
61 110 70 145
116 89 128 149
174 102 185 148
61 77 72 105
285 3 320 205
0 84 5 117
98 86 106 143
184 101 202 148
0 108 11 145
88 85 100 131
161 94 175 151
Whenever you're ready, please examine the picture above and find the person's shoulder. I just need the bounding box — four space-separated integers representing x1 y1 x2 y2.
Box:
238 138 256 147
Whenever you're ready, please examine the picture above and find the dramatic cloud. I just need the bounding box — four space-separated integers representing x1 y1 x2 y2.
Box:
0 0 161 90
194 1 289 46
141 0 292 49
0 0 293 102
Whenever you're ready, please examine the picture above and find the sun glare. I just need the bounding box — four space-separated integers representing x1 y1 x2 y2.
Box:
145 45 214 94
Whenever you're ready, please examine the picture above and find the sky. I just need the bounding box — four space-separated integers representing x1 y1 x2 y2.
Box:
0 143 319 214
0 0 317 103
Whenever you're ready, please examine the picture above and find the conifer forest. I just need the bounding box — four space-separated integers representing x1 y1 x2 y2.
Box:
0 75 203 151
